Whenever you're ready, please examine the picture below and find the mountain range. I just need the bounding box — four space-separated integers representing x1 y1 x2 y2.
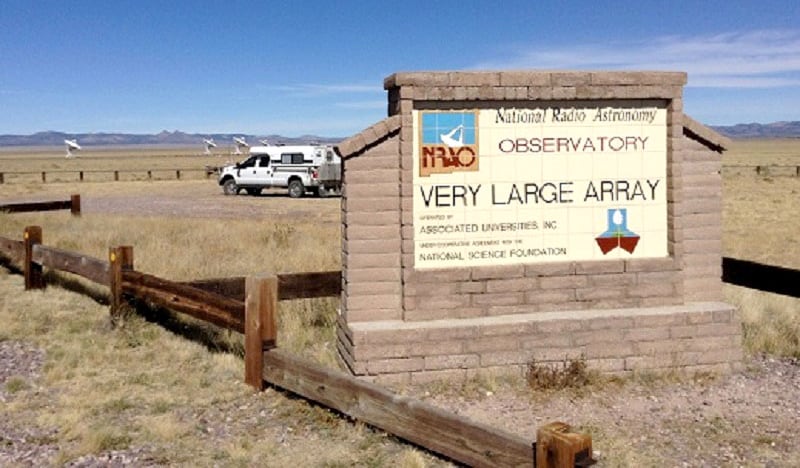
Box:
0 130 341 147
1 121 799 147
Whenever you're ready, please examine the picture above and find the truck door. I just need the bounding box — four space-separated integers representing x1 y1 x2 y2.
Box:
237 155 272 187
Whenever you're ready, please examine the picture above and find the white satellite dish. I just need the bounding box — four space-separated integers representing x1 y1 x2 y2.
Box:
203 138 217 155
440 125 465 148
233 136 250 155
259 138 270 146
64 139 81 158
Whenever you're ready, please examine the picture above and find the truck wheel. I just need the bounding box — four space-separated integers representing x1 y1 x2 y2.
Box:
288 180 305 198
246 188 262 196
223 179 240 195
317 186 329 198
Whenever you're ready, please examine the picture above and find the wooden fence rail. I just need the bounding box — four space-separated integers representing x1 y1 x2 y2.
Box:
722 164 800 177
0 168 215 184
0 226 601 467
0 194 81 215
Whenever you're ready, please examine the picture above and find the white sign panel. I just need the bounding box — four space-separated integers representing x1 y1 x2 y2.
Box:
412 102 668 269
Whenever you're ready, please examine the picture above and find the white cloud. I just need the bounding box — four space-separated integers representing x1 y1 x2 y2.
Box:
473 29 800 89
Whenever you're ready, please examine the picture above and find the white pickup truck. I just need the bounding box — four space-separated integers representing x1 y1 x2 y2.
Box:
218 144 341 198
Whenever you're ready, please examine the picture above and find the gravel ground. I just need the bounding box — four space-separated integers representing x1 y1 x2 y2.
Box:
3 338 799 466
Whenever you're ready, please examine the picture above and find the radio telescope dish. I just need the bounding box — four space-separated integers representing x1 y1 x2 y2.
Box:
64 139 81 158
203 138 217 155
259 138 271 146
233 136 250 155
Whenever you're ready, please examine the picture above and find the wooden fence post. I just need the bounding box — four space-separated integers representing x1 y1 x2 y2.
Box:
176 170 181 180
41 171 46 183
536 421 594 468
79 171 84 182
24 226 44 290
109 246 134 326
244 274 278 390
147 170 152 180
70 194 81 216
0 172 4 184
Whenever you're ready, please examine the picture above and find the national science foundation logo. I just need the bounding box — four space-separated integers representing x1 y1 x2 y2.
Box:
595 208 640 254
419 111 479 177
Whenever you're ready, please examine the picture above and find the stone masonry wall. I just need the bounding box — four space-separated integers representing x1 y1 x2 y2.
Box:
335 71 739 382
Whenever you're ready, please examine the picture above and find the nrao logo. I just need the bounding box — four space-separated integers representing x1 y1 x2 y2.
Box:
419 111 479 177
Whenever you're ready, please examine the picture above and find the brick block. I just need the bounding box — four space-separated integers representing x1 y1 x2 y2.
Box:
344 238 401 255
520 333 573 349
627 282 676 298
625 257 677 272
425 354 480 370
411 339 465 356
539 275 588 289
527 87 554 99
344 225 400 241
574 260 625 274
404 281 457 296
405 306 484 321
485 304 539 316
633 313 686 327
471 264 525 280
525 289 577 305
346 282 402 296
525 262 575 276
344 181 400 198
589 273 636 287
343 197 399 213
551 72 591 86
425 326 480 342
552 86 577 99
344 211 400 226
576 287 627 301
526 347 585 362
346 253 400 269
344 168 400 184
573 329 625 346
458 281 486 294
624 327 671 341
486 277 538 293
448 71 500 86
480 350 529 366
465 335 521 353
367 357 424 374
355 342 411 360
344 267 401 283
500 71 551 86
345 290 401 310
342 306 403 323
669 325 698 339
471 292 523 306
585 341 635 358
535 319 584 334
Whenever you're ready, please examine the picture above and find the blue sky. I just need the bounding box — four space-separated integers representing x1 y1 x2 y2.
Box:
1 0 798 137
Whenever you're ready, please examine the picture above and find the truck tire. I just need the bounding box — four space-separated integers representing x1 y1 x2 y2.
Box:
288 179 305 198
223 179 240 195
246 188 262 196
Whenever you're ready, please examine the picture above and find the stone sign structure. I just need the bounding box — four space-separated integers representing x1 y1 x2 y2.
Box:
335 71 741 384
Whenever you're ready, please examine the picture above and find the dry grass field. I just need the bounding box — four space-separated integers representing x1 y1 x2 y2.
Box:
0 140 799 466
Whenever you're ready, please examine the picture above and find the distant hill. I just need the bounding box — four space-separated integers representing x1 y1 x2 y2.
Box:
0 130 341 147
711 121 800 139
3 121 800 146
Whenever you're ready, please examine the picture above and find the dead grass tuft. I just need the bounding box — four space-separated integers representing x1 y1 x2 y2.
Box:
525 354 590 390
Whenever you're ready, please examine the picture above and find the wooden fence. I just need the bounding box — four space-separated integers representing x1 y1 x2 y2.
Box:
722 165 800 177
0 168 216 184
0 223 594 467
0 194 81 215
